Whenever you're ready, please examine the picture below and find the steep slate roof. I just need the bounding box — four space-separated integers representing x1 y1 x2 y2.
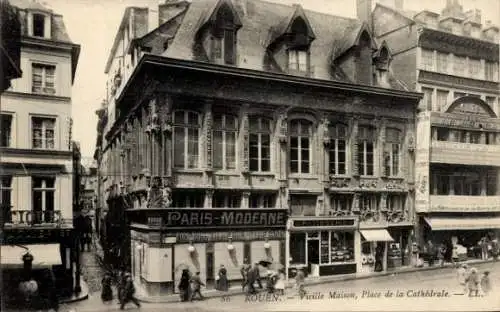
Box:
162 0 407 89
10 0 74 43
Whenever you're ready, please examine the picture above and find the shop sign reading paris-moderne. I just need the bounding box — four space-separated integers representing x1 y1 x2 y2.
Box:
161 208 288 230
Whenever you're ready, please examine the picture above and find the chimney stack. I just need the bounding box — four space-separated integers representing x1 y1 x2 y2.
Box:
356 0 372 25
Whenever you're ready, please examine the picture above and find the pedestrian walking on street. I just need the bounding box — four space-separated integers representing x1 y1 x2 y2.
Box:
190 272 205 301
275 269 286 295
426 240 436 267
216 265 228 291
117 270 126 303
480 237 489 260
491 240 499 261
438 243 447 267
119 273 141 310
480 271 491 295
240 260 251 291
466 267 480 297
246 263 260 294
101 272 113 303
295 268 306 297
178 269 191 302
457 263 468 295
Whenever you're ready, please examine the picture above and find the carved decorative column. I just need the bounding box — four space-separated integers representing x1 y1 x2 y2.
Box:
352 193 360 213
160 94 173 186
242 191 251 209
321 118 330 183
204 189 214 208
203 100 214 172
147 97 161 178
379 192 388 221
240 104 250 174
378 118 386 178
277 114 288 182
350 116 359 177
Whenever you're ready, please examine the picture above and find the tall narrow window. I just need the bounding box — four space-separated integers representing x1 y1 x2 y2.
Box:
357 126 375 176
173 111 200 169
1 114 12 147
33 14 45 37
32 177 55 224
32 63 55 94
421 49 434 71
288 50 308 72
289 119 312 174
387 194 405 211
1 177 12 223
329 194 352 214
212 4 237 65
249 117 271 172
359 194 378 212
249 193 276 208
213 114 238 170
384 128 401 177
213 192 241 208
421 88 433 111
436 52 448 73
329 123 347 175
32 117 55 149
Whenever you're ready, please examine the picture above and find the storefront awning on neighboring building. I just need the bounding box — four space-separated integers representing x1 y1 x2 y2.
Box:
360 229 394 242
424 216 500 230
0 244 61 267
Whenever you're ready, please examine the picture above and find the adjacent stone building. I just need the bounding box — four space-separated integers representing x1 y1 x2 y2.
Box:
0 0 80 306
99 0 421 296
373 0 500 257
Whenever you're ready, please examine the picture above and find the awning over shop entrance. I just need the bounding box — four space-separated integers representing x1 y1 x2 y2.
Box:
1 244 61 267
424 216 500 230
360 229 394 242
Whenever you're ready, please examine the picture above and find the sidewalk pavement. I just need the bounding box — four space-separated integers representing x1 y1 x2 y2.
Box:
59 278 89 304
135 258 499 303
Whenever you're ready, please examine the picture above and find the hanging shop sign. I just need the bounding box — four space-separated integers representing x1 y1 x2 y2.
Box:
162 208 288 230
169 230 286 243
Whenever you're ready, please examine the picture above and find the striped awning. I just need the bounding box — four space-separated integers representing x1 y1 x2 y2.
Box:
424 216 500 230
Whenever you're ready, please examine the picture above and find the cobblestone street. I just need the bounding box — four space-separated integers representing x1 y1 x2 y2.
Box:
79 239 106 293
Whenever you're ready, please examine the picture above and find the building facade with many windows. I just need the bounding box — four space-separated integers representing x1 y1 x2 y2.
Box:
0 0 80 306
373 0 500 259
99 0 421 297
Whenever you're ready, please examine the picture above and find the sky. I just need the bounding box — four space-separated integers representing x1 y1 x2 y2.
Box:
36 0 500 159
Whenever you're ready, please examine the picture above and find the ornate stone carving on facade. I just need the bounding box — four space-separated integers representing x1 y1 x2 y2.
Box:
387 210 405 223
159 95 173 134
352 193 360 212
277 115 288 144
385 179 405 190
330 177 350 188
359 180 377 189
241 111 250 173
407 131 415 152
350 116 359 176
321 118 331 146
204 101 213 169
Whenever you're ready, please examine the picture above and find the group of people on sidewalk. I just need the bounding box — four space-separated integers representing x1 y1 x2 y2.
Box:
178 270 207 301
456 264 492 297
100 270 141 310
240 260 286 295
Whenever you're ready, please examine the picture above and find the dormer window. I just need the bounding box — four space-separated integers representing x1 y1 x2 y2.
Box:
286 17 311 75
211 3 237 65
33 14 45 37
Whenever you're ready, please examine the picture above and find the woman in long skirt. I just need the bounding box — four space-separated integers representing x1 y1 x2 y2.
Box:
101 273 113 303
217 265 229 291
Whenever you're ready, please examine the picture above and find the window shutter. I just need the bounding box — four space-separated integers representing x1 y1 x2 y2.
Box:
224 29 235 64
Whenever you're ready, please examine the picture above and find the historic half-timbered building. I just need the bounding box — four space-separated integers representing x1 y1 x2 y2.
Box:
100 0 421 296
373 0 500 259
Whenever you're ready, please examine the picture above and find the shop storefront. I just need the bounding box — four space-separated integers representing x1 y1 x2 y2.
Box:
420 214 500 261
286 217 359 278
358 224 394 273
128 208 288 297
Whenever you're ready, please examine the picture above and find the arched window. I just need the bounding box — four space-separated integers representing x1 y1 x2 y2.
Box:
384 128 401 177
173 110 201 169
213 114 238 170
329 123 348 175
289 119 313 174
249 116 272 172
357 125 375 176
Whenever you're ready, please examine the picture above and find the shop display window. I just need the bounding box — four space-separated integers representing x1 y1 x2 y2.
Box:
319 231 355 264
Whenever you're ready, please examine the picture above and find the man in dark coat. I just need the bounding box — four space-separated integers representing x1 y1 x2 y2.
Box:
119 273 141 310
178 269 191 302
190 272 205 301
240 259 251 291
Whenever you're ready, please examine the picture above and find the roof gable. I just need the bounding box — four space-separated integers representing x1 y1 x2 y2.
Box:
197 0 243 33
267 4 316 49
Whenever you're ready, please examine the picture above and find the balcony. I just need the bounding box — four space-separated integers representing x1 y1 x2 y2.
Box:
1 210 69 229
127 208 288 231
430 141 500 166
429 195 500 213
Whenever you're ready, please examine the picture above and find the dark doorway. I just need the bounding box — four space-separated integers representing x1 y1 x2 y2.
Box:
307 240 319 273
206 243 214 289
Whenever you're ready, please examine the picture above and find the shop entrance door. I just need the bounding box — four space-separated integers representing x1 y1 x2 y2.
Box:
307 240 319 274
